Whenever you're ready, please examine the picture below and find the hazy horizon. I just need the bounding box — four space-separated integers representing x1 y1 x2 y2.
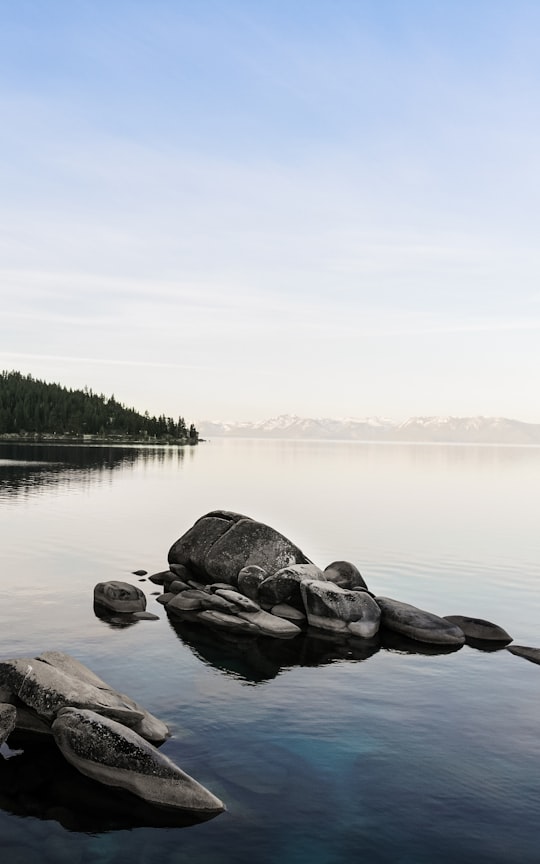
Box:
2 3 540 422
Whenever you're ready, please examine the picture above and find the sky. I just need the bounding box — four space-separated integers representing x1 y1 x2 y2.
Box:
1 0 540 424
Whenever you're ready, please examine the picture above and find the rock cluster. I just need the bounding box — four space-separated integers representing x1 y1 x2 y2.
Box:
155 511 516 650
0 651 223 820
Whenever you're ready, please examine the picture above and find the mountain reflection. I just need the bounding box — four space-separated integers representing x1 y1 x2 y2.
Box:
0 735 214 831
0 442 186 498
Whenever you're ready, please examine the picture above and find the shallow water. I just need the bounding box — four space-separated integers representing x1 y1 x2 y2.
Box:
0 439 539 863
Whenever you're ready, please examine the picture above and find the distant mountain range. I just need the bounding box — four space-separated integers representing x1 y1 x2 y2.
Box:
198 414 540 444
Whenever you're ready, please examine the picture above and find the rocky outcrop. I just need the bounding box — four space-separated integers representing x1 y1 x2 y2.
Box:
443 616 512 644
376 597 465 645
168 511 311 585
94 581 147 613
301 580 381 637
53 708 224 816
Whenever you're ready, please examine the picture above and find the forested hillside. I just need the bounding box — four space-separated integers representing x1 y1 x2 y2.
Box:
0 371 198 442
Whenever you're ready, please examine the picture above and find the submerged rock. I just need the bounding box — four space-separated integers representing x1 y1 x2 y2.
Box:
168 511 311 585
376 597 465 645
301 580 380 638
52 708 224 816
94 581 146 613
443 616 512 644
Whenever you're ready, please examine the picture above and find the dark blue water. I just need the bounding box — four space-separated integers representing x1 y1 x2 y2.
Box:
1 440 539 863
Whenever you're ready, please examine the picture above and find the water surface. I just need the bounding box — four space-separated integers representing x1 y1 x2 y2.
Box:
1 439 539 863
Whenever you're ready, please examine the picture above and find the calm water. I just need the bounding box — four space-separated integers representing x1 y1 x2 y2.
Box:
0 439 539 864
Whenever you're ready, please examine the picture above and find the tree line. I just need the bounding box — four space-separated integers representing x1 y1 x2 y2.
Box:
0 371 198 442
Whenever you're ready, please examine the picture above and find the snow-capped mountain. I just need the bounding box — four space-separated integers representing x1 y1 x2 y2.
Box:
198 414 540 444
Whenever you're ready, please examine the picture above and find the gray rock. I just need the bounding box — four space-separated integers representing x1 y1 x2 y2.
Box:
376 597 465 645
168 580 191 594
209 582 236 592
443 616 512 643
132 569 147 576
168 563 195 581
506 645 540 665
133 611 160 621
258 564 326 609
169 511 311 586
270 603 306 622
237 566 268 602
0 654 169 743
236 609 302 638
300 580 380 637
197 610 261 634
149 570 177 586
166 590 212 612
0 703 16 745
94 581 146 613
156 593 174 605
214 589 260 612
52 708 224 815
324 561 368 591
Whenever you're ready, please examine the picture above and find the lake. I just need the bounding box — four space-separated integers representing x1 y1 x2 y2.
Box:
1 438 539 864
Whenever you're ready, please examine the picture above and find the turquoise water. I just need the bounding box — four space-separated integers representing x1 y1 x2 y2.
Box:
1 440 539 863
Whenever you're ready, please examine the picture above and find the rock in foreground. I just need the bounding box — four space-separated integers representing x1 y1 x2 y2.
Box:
53 708 224 816
506 645 540 665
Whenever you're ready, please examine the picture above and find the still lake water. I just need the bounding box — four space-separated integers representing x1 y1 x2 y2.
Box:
0 438 539 864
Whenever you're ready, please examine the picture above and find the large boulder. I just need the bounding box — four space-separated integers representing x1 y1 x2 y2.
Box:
376 597 465 645
52 708 224 816
0 654 168 743
258 564 325 609
300 580 381 638
443 616 512 644
94 581 146 613
168 511 311 586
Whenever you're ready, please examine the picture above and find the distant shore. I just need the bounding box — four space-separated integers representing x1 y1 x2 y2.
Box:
0 433 199 446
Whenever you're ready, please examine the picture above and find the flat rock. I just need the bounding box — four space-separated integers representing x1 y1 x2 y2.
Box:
324 561 368 591
506 645 540 665
156 593 174 605
94 581 146 613
236 609 302 638
301 580 380 637
197 610 261 634
133 611 160 621
443 615 512 643
271 603 306 622
166 590 211 611
168 580 190 594
214 589 260 612
376 597 465 645
132 570 147 576
0 703 17 745
52 708 224 815
258 564 326 609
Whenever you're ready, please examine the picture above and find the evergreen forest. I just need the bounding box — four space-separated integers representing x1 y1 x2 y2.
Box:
0 371 198 442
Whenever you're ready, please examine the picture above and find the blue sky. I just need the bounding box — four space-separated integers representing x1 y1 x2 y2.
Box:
1 1 540 422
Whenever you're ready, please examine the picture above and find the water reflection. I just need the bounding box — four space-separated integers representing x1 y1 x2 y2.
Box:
0 442 187 499
166 612 465 682
0 735 215 831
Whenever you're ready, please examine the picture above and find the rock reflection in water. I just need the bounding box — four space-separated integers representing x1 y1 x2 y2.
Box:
93 601 140 628
166 613 381 682
0 735 216 832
